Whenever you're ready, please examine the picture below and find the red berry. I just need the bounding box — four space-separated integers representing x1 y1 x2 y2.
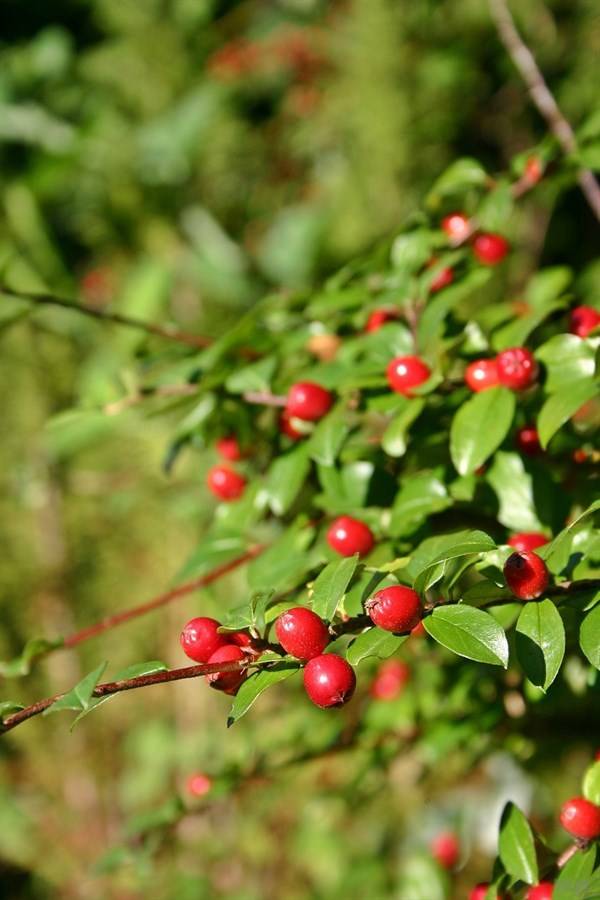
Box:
526 883 554 900
507 532 549 552
370 659 410 700
186 773 212 798
465 358 500 392
469 886 502 900
431 831 460 869
569 305 600 338
595 749 600 761
279 410 306 441
275 607 329 661
524 156 544 184
227 630 255 649
573 449 588 464
472 233 510 266
216 435 244 461
181 617 230 663
286 382 333 421
496 347 538 391
441 212 470 243
205 644 247 694
559 796 600 840
206 465 246 501
327 516 375 558
503 551 549 600
387 356 431 396
366 586 422 632
365 308 400 332
516 425 542 456
430 266 454 293
303 654 356 708
411 620 427 637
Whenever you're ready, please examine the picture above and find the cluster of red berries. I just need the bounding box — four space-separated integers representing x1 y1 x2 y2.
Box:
465 346 538 393
180 617 255 695
441 211 510 267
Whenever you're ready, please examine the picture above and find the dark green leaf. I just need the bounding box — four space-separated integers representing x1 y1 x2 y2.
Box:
581 605 600 669
537 379 599 448
515 600 565 690
389 473 452 536
227 662 299 725
424 606 509 667
382 399 425 457
554 846 598 900
266 444 311 516
427 157 488 202
248 521 314 593
498 802 538 884
225 356 277 393
486 452 544 532
308 402 350 466
311 555 359 622
450 387 515 476
70 660 169 726
541 499 600 571
43 662 108 717
536 334 596 393
346 628 408 666
413 530 496 595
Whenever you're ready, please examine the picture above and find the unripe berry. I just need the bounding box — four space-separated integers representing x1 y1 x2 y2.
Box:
307 333 341 361
216 435 244 461
365 308 400 332
387 356 431 396
181 617 230 663
430 266 454 293
465 358 500 392
431 831 460 869
496 347 538 391
279 410 307 441
370 659 410 700
516 425 542 456
569 305 600 338
275 607 329 661
503 551 549 600
327 516 375 558
206 465 246 501
559 796 600 840
286 381 333 421
366 586 422 633
472 233 510 266
507 532 549 552
526 883 554 900
205 644 247 694
186 773 212 798
441 212 470 243
303 654 356 708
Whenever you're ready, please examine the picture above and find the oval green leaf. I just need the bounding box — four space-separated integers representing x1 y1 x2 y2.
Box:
424 605 509 667
498 801 539 885
515 599 565 690
450 386 515 476
580 605 600 669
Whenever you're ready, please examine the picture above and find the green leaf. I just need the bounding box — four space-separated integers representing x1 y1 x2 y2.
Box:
43 662 108 717
0 701 25 723
227 662 299 725
515 600 565 690
413 530 496 595
225 355 277 393
537 378 599 448
389 473 452 536
424 606 509 667
450 387 515 475
390 230 434 274
308 402 350 466
498 802 538 885
248 521 314 593
427 157 488 202
266 444 311 516
346 628 408 666
541 499 600 571
311 555 359 622
0 636 64 677
581 605 600 669
175 531 247 581
70 661 169 726
536 334 596 393
486 452 544 532
554 846 598 900
583 762 600 805
382 399 425 457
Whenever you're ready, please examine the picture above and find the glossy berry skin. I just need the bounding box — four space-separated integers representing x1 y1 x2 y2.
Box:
496 347 538 391
570 305 600 338
430 266 454 293
303 654 356 708
365 308 399 332
387 356 431 396
286 381 332 421
186 773 212 798
470 886 502 900
206 465 246 501
441 212 470 243
205 644 247 694
465 358 500 392
327 516 375 558
559 796 600 840
472 233 510 266
279 410 306 441
508 532 549 552
181 617 230 663
526 883 554 900
516 425 542 456
216 435 243 461
504 551 550 600
370 659 410 700
431 831 460 869
228 630 254 649
275 607 329 661
366 586 422 633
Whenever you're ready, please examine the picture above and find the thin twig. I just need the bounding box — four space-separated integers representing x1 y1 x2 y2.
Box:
243 391 287 407
488 0 600 221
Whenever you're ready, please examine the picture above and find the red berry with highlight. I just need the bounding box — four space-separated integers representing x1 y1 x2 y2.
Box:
275 607 329 661
180 617 230 663
303 654 356 708
430 266 454 293
570 305 600 338
508 532 549 552
472 233 510 265
206 465 246 501
526 883 554 900
279 410 306 441
287 382 333 421
465 358 500 392
559 796 600 840
205 644 247 694
366 585 422 632
186 773 212 798
387 356 431 396
516 425 542 456
327 516 375 558
441 212 470 243
365 308 399 332
431 831 460 869
216 435 244 461
370 659 410 701
496 347 538 390
504 551 549 600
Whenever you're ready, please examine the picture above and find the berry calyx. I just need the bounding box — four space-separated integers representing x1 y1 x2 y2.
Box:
559 796 600 840
279 410 307 441
275 607 329 661
507 532 549 552
569 305 600 338
365 308 400 332
205 644 247 694
370 659 410 700
186 773 212 798
496 347 538 391
431 831 460 869
465 358 500 392
286 381 333 421
472 233 510 266
327 516 375 558
181 617 230 663
303 654 356 708
366 586 422 633
386 356 431 396
441 212 470 243
516 425 542 456
503 551 550 600
216 435 244 461
206 465 247 501
526 883 554 900
430 265 454 293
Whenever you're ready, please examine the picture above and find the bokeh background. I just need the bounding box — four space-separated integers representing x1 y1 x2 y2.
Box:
1 1 599 898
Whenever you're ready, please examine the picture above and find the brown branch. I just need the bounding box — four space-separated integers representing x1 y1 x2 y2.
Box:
488 0 600 222
1 285 213 349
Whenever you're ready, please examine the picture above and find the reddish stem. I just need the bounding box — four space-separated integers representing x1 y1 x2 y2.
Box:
243 391 287 407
